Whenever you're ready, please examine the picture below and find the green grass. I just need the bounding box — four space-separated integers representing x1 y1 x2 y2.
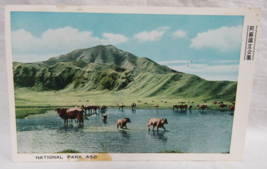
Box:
158 149 184 153
14 88 234 118
15 107 49 118
56 149 80 153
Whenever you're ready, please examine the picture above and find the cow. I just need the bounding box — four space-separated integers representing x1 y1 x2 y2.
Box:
178 105 187 111
147 118 168 131
164 101 167 103
154 104 159 109
119 105 125 110
212 101 217 104
55 106 85 126
197 105 208 110
131 103 136 110
117 117 131 129
102 114 107 122
229 105 235 111
99 105 107 112
188 105 192 109
219 104 227 108
173 105 179 111
55 108 69 125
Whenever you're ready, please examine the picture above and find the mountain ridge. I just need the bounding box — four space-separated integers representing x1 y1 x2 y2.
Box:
13 45 237 101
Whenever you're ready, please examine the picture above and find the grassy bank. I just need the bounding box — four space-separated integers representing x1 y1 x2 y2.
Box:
14 88 234 118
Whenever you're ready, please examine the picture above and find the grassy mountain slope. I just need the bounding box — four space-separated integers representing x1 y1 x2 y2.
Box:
13 45 237 101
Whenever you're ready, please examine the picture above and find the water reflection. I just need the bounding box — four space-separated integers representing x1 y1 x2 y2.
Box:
148 131 167 141
17 109 233 153
120 130 130 138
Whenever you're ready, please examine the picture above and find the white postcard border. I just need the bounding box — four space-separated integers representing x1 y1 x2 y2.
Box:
5 5 261 161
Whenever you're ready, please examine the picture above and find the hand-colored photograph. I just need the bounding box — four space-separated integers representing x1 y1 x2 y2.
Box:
11 11 244 154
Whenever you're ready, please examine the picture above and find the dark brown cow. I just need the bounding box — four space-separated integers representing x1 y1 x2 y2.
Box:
119 105 125 110
197 105 208 110
229 105 235 111
154 104 159 109
117 117 131 129
173 105 179 111
99 105 107 111
131 103 136 110
219 104 227 108
188 105 192 109
178 105 187 110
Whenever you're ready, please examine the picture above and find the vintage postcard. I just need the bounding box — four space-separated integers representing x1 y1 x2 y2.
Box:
5 6 261 161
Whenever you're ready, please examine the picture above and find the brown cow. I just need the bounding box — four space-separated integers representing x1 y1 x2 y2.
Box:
131 103 136 110
55 106 85 126
212 101 217 104
147 118 168 131
55 108 69 125
219 104 227 108
119 105 125 110
178 105 187 111
173 105 179 111
117 118 131 129
102 114 107 122
197 105 208 110
154 104 159 109
229 105 235 111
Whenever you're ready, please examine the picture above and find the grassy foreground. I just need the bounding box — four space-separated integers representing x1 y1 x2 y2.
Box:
14 88 234 118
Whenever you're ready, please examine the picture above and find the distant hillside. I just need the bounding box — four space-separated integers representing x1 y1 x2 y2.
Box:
13 45 237 101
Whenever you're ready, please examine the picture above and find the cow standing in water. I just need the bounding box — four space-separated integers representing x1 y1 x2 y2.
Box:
173 105 179 111
188 105 192 109
131 103 136 110
147 118 168 131
55 106 86 126
119 105 125 110
197 105 208 110
117 118 131 129
102 114 107 122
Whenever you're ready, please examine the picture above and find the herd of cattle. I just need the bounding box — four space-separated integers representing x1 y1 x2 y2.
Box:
55 100 235 130
55 105 168 131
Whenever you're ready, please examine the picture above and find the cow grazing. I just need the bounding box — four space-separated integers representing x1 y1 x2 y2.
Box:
147 118 168 131
219 104 227 108
212 101 217 104
117 117 131 129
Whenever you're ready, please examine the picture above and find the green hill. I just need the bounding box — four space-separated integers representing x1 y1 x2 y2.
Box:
13 45 237 101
